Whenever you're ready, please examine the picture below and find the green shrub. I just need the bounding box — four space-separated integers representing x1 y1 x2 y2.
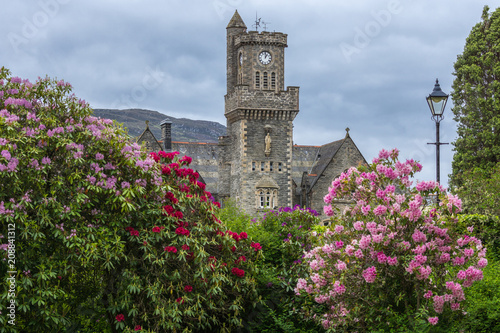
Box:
0 68 260 332
219 205 327 332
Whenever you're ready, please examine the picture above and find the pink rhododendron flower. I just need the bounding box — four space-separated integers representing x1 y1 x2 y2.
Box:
428 317 438 325
362 266 377 283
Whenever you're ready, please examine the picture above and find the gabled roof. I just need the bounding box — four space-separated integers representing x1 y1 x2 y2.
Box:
306 129 368 191
255 176 279 189
227 10 247 29
136 121 162 151
307 138 344 189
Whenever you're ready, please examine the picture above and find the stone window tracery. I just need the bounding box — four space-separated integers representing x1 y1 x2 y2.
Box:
255 71 260 89
263 72 268 89
256 188 278 209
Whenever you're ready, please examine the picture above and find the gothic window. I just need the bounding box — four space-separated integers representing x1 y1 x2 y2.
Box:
271 72 276 90
252 161 256 171
278 162 282 172
259 191 265 208
263 72 268 89
255 71 260 89
270 161 273 172
266 190 271 208
261 162 265 171
256 189 278 209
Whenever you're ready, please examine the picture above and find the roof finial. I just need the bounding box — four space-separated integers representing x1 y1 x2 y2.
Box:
345 127 350 138
145 120 149 128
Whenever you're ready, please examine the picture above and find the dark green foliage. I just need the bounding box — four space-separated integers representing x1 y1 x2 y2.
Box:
453 164 500 216
220 202 326 332
450 5 500 188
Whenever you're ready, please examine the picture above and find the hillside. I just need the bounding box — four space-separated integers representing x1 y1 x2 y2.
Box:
92 109 226 143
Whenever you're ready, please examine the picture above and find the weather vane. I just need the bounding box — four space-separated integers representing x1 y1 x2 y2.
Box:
253 12 261 31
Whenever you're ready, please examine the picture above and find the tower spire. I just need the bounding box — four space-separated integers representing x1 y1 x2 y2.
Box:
227 10 247 29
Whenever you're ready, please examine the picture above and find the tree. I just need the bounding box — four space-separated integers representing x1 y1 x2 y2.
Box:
453 164 500 216
450 6 500 189
0 67 260 332
296 149 487 332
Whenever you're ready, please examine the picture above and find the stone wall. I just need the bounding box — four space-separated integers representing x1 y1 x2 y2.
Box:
171 141 220 194
308 137 367 215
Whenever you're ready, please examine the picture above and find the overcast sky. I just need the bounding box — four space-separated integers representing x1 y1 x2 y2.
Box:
2 0 497 187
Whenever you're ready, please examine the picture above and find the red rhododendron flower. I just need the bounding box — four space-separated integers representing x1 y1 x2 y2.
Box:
163 205 174 215
231 246 236 252
251 242 262 251
176 297 184 303
214 201 221 208
164 246 177 253
116 314 125 322
130 230 139 236
149 152 159 162
158 150 168 158
239 232 248 239
134 325 142 331
184 285 193 292
173 211 184 220
165 191 178 204
175 227 190 236
197 181 206 190
152 226 161 233
161 166 171 175
180 156 192 165
125 226 134 232
182 244 190 251
231 267 245 277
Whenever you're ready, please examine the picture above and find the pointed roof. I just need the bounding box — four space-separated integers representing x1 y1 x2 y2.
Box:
136 121 162 152
255 176 279 189
227 10 247 29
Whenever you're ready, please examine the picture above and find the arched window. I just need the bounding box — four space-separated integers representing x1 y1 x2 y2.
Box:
259 191 265 208
266 191 271 208
256 188 278 209
263 72 268 89
255 177 279 209
255 71 260 89
271 72 276 90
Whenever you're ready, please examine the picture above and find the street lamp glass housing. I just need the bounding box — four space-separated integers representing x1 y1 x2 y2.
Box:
426 79 448 117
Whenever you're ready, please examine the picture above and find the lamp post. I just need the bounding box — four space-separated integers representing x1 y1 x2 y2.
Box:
426 79 449 188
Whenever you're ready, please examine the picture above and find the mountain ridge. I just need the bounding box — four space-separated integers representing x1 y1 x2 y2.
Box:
92 108 226 143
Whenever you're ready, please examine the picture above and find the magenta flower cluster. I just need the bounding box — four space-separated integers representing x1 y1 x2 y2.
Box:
295 148 487 330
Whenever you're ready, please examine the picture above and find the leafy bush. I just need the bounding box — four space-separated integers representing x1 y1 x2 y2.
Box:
295 148 488 331
457 214 500 260
219 204 326 332
0 67 260 332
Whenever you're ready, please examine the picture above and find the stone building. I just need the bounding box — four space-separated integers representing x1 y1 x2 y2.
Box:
137 11 367 216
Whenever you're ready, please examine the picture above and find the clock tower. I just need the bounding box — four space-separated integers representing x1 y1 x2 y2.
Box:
219 11 300 214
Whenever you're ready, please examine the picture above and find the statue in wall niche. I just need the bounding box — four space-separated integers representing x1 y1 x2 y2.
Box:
265 132 271 156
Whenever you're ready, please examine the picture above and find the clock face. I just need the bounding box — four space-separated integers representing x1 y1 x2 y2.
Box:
259 51 272 65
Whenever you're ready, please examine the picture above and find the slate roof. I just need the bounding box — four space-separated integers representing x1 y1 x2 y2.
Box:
307 138 344 189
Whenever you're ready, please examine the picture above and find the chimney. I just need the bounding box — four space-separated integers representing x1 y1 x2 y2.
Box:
160 119 172 152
